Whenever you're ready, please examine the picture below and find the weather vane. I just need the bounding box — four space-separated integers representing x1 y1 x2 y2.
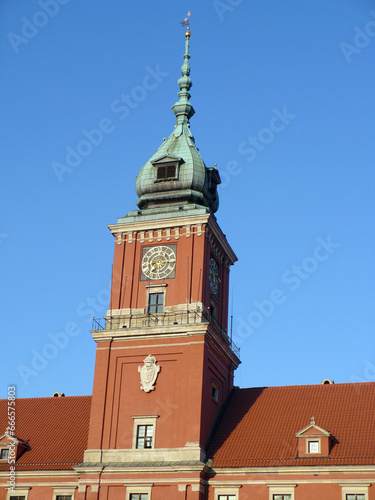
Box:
180 11 191 28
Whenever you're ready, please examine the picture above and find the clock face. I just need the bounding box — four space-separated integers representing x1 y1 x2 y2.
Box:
142 245 176 280
209 257 219 295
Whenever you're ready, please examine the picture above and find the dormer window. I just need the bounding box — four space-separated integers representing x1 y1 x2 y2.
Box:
0 429 29 463
296 416 332 458
156 164 176 180
307 440 320 454
151 155 182 183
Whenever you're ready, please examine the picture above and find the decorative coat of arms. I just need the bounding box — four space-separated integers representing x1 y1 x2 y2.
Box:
138 354 161 392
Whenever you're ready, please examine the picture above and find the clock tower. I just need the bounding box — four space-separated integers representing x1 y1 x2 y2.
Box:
83 28 240 487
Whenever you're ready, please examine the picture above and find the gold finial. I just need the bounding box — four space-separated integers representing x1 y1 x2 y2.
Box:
185 26 191 38
214 163 217 167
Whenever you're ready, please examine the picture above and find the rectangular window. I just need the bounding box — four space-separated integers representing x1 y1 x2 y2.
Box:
148 292 164 314
10 497 26 500
211 383 219 402
156 164 176 180
0 448 9 460
346 496 365 500
130 494 148 500
218 496 236 500
56 497 72 500
308 440 319 453
136 424 153 449
273 496 292 500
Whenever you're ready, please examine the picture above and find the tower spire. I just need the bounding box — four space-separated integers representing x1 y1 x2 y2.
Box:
132 25 221 215
172 27 195 124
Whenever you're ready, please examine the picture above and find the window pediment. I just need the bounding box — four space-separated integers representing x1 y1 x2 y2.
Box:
151 155 182 164
296 416 331 438
296 417 332 457
0 429 29 462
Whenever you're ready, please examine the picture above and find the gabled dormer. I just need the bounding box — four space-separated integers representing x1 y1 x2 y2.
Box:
151 155 182 182
134 27 221 214
296 416 332 457
0 427 29 462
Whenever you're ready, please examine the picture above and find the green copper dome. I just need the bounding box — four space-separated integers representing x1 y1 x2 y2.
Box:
135 29 221 214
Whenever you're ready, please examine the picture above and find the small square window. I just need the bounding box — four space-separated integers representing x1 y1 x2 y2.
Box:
308 440 319 453
136 424 154 449
148 293 164 314
156 164 176 180
0 448 9 460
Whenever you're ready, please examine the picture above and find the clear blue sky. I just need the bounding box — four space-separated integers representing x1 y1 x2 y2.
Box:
1 1 374 398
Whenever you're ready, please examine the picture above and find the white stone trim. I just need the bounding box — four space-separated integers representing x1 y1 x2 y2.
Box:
192 483 205 493
214 485 241 500
268 484 296 500
108 214 237 264
6 488 30 500
83 444 206 464
306 438 321 454
52 487 76 500
145 285 167 314
125 484 152 500
132 415 159 449
340 484 370 500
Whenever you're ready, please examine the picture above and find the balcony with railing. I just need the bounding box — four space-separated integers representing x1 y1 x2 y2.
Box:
91 308 240 357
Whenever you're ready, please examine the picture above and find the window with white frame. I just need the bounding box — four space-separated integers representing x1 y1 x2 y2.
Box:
132 415 158 449
136 424 153 449
268 484 296 500
148 292 164 313
6 489 30 500
52 488 75 500
0 448 9 460
145 283 167 314
340 485 369 500
126 485 152 500
307 439 320 453
214 486 240 500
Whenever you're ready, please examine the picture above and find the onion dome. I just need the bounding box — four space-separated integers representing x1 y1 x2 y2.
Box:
135 28 221 214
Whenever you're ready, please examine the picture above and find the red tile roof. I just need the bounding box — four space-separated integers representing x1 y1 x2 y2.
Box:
208 382 375 467
0 396 91 470
2 383 374 471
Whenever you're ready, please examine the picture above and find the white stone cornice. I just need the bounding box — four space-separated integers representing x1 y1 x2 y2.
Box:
210 465 375 475
83 446 206 464
91 322 210 342
108 214 237 267
108 213 211 235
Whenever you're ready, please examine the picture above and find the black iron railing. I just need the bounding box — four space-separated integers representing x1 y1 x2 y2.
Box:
92 309 240 357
